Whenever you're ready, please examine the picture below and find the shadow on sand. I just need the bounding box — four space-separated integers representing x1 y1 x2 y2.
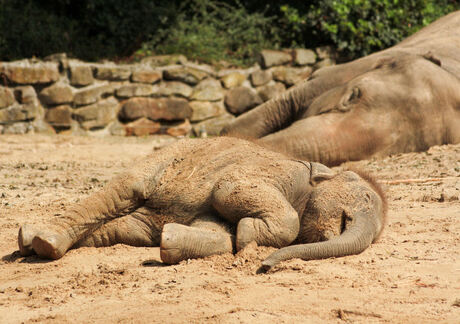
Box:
1 250 54 264
140 259 168 268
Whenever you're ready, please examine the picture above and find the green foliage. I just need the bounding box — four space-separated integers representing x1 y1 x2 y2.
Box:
138 0 281 66
280 0 459 59
0 0 458 63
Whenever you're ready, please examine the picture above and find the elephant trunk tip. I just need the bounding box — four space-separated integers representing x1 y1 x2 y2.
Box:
257 260 276 274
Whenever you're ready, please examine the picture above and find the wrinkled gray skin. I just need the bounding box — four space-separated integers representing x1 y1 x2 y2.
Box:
18 137 385 271
223 11 460 166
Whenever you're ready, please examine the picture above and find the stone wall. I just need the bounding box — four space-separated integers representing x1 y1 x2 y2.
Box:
0 47 336 137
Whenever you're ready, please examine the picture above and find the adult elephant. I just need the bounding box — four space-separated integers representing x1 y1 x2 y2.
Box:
222 11 460 166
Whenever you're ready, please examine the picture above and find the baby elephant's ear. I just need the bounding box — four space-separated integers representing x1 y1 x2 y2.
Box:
422 51 442 66
309 162 335 186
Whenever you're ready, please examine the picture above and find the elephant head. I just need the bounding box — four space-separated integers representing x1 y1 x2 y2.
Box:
260 167 387 272
223 11 460 166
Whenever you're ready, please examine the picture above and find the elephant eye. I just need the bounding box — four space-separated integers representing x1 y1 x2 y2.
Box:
340 87 361 110
337 87 361 111
347 87 361 103
317 87 361 115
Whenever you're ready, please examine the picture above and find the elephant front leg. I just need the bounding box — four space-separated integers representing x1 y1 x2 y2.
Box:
212 180 300 251
160 214 234 264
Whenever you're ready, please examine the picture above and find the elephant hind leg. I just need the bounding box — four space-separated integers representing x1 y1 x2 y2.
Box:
74 207 162 248
24 208 162 259
18 208 161 260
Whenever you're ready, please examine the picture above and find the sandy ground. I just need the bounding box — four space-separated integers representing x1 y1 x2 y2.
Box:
0 134 458 324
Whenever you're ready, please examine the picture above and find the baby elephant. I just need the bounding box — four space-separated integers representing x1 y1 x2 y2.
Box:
18 137 386 271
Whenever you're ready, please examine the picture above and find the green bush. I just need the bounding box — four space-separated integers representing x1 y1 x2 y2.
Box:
0 0 458 63
143 0 458 64
138 0 281 66
280 0 459 60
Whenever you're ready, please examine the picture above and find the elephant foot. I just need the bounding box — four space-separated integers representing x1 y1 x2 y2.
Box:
31 231 69 260
160 223 233 265
18 224 37 256
18 224 71 259
160 224 185 264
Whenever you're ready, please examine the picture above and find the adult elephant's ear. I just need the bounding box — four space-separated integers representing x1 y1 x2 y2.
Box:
422 51 442 66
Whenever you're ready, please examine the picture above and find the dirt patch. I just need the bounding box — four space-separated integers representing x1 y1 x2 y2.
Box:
0 135 459 323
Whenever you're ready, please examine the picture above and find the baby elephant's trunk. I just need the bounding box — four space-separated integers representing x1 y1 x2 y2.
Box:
260 170 386 272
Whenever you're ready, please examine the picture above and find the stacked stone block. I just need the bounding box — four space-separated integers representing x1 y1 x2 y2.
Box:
0 47 335 136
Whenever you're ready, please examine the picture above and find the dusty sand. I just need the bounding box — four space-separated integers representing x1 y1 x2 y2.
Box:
0 134 458 323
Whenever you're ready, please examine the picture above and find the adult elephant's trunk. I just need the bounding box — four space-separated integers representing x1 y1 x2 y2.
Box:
222 55 380 139
222 77 328 138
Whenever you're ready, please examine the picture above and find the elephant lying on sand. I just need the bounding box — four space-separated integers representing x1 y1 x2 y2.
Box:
223 11 460 166
18 137 386 271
